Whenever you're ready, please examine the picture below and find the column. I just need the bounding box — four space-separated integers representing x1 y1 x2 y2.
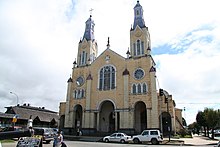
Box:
149 67 159 128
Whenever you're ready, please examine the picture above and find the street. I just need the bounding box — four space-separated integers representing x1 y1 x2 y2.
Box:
0 140 217 147
1 135 219 147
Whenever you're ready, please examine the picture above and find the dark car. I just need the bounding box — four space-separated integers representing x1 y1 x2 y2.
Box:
34 128 54 144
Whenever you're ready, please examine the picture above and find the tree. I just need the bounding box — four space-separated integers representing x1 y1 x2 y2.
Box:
182 118 187 126
204 108 219 139
188 122 201 135
196 111 207 136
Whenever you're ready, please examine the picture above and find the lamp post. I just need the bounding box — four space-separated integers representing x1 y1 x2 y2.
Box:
10 91 19 105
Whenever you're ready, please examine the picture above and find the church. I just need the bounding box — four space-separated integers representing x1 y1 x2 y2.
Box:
59 1 183 135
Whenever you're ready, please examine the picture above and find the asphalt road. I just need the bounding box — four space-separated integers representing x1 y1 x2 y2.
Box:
0 141 216 147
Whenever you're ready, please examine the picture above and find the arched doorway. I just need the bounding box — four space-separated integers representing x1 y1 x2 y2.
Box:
160 112 172 136
134 101 147 133
74 105 83 129
99 100 115 132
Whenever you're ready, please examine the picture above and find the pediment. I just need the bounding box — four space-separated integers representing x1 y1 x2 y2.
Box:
82 38 88 48
91 49 125 66
134 25 143 37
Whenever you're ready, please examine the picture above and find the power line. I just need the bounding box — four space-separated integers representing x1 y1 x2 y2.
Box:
177 103 220 105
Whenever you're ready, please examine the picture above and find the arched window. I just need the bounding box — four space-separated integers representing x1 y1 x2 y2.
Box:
133 43 136 56
78 90 81 98
99 65 116 90
81 89 84 98
137 40 141 55
82 51 85 65
74 90 77 98
137 83 142 94
141 41 144 54
143 83 148 93
79 54 82 65
132 84 137 94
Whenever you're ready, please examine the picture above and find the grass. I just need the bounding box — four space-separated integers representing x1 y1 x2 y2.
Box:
0 139 15 143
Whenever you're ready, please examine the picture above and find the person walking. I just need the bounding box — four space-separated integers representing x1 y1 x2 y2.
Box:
53 131 66 147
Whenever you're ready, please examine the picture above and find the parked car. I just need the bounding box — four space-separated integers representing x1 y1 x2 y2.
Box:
103 132 131 143
131 129 163 145
33 128 54 144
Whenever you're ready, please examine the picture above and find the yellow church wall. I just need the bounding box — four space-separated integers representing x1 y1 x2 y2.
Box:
59 102 66 116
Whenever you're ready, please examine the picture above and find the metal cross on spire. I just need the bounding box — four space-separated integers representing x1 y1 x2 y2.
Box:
89 8 94 16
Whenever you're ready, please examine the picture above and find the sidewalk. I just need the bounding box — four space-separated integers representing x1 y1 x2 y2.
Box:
64 134 220 146
164 135 219 146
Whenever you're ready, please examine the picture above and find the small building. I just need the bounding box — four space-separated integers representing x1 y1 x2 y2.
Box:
0 104 59 128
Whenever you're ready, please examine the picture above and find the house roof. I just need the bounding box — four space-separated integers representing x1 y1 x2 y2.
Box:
0 112 14 118
5 105 59 122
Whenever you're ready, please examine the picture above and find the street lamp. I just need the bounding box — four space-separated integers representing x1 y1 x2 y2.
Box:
10 91 19 105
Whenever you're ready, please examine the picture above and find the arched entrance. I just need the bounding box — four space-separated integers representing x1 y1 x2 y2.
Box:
99 100 115 132
134 101 147 133
74 105 83 129
160 112 172 136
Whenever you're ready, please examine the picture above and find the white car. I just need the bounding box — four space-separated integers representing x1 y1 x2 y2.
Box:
103 132 131 143
132 129 163 145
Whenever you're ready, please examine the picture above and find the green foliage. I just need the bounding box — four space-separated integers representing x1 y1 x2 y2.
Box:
182 118 187 126
177 129 192 138
195 108 220 138
188 122 201 135
196 111 207 127
0 139 15 143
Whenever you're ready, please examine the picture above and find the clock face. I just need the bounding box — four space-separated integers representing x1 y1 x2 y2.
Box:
134 68 145 80
76 76 84 86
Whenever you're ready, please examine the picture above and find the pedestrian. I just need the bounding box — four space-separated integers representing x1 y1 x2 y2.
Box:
29 126 34 136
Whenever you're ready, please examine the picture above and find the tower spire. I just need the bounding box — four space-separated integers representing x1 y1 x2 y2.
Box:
83 11 95 41
133 0 145 29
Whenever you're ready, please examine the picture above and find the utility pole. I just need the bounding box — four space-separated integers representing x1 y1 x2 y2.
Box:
165 94 170 142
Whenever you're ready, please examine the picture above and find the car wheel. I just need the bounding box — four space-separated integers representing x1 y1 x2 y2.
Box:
151 138 158 145
105 139 109 143
120 139 125 143
133 138 140 144
45 140 51 144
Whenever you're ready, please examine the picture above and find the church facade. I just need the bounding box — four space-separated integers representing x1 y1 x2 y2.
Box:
59 1 183 135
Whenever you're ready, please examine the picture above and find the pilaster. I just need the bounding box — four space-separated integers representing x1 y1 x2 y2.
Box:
150 69 159 128
64 78 73 128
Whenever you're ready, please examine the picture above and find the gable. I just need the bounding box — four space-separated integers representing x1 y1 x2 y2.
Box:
91 49 125 67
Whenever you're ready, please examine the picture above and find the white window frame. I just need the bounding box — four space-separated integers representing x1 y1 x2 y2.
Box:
98 65 116 91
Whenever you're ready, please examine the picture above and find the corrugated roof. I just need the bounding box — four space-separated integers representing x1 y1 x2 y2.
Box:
0 112 14 118
5 106 59 122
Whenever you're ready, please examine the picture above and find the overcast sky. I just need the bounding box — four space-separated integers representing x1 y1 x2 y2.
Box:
0 0 219 124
